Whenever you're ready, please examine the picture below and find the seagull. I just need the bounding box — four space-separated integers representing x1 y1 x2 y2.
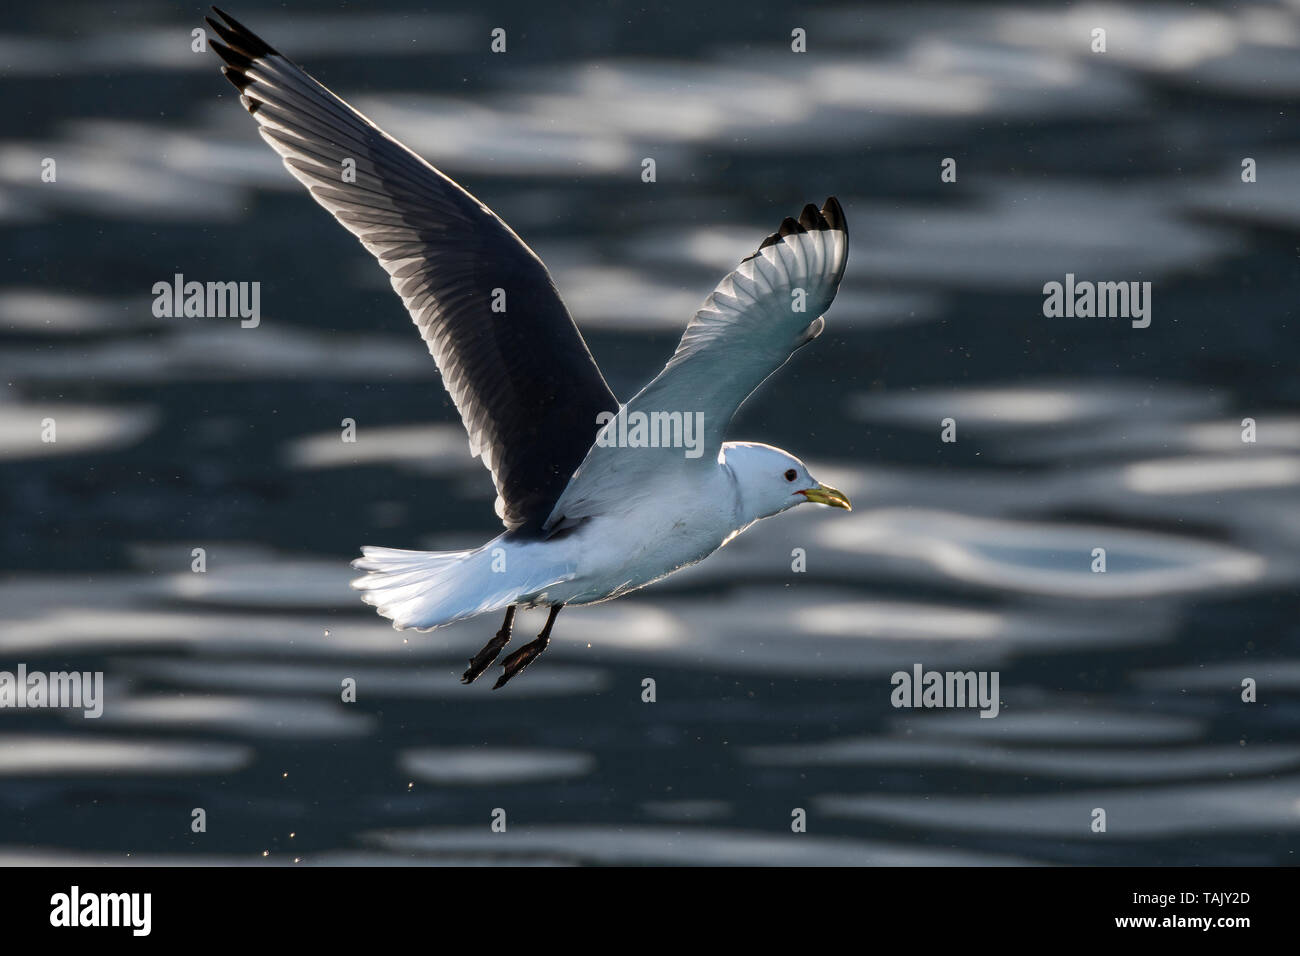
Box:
206 7 852 688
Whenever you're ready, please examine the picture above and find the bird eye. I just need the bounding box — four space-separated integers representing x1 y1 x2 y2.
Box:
784 469 797 482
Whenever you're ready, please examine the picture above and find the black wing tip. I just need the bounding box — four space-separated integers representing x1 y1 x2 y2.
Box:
205 8 277 109
777 216 805 239
208 7 279 58
798 202 823 230
821 196 846 234
743 196 847 262
209 37 253 73
219 64 256 99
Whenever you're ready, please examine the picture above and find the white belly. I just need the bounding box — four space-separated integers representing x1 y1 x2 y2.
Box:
539 466 741 606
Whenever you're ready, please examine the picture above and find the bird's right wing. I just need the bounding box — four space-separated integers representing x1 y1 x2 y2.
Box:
545 199 848 531
205 8 617 532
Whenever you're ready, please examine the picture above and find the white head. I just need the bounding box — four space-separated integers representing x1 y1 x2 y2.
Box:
721 441 852 522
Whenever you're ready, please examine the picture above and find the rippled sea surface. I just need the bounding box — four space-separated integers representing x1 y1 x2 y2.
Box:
1 0 1297 865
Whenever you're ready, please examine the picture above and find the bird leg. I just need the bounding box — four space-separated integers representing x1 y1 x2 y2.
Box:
462 605 516 684
493 605 562 689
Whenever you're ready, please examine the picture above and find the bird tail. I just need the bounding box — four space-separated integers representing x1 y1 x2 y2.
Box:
349 539 566 631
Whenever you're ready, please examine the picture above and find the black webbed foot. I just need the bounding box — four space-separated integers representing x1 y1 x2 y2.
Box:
462 605 515 684
492 605 562 689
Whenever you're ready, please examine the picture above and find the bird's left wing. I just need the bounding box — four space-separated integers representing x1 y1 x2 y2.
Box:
544 198 848 530
204 8 617 533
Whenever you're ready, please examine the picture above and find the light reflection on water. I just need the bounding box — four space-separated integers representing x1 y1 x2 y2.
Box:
0 0 1297 865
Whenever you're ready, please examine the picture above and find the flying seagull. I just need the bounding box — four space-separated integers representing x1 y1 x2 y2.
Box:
206 7 852 688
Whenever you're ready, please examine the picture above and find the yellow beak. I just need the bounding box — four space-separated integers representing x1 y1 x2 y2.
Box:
799 483 852 511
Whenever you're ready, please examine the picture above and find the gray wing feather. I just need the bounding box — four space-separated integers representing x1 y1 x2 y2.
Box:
207 8 617 532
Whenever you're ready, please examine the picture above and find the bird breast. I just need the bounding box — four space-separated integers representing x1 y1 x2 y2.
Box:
564 462 742 600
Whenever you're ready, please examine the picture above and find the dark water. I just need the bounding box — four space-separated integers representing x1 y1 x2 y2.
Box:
0 0 1297 864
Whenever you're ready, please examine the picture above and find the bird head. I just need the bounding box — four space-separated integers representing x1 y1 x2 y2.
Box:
722 442 852 521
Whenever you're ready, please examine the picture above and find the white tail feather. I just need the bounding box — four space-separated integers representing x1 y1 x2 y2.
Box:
350 540 569 631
